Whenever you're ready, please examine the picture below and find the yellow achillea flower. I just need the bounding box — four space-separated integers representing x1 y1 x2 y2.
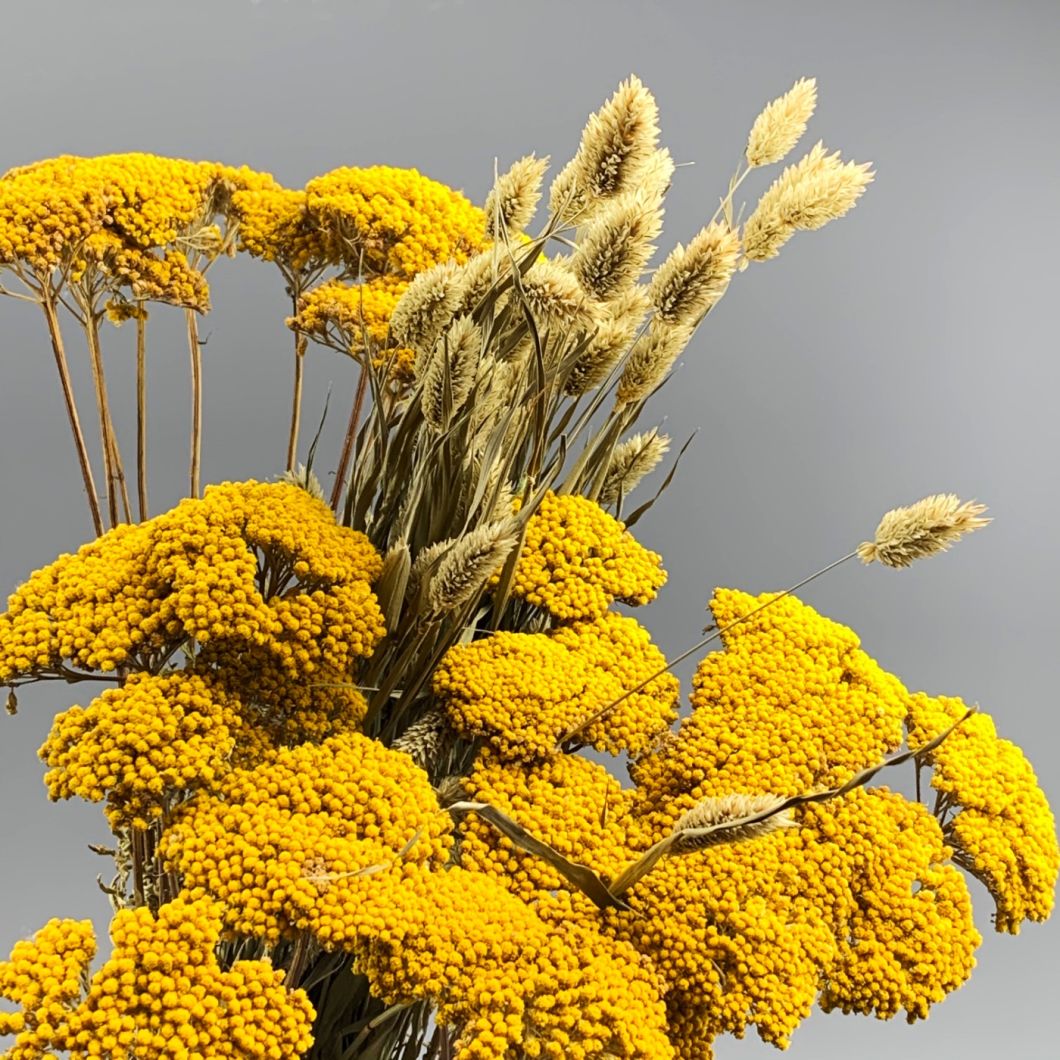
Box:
907 692 1060 933
161 731 451 944
551 612 679 755
435 631 593 758
507 491 667 620
291 275 411 357
0 896 314 1059
40 672 243 829
630 588 909 823
0 481 383 686
222 170 328 269
460 750 637 901
305 165 486 277
0 153 221 274
350 864 673 1060
613 787 979 1056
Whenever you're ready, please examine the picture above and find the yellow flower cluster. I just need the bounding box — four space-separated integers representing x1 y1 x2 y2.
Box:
0 480 383 683
433 632 590 758
460 751 637 901
907 692 1060 933
0 917 95 1040
0 153 219 272
79 231 210 311
347 864 673 1060
550 612 679 755
39 672 242 829
290 276 416 377
222 170 325 270
160 731 452 944
304 165 486 278
809 789 980 1022
434 610 676 759
0 896 314 1059
611 787 979 1056
630 588 908 823
507 492 666 620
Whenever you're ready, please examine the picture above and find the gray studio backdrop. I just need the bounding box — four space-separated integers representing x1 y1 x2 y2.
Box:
1 1 1057 1057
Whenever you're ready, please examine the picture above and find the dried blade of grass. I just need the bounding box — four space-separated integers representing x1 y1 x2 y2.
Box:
623 430 696 527
447 800 630 912
608 707 975 898
374 542 411 633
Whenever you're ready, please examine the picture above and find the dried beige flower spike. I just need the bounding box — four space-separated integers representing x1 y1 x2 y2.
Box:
671 793 797 852
858 493 991 568
746 76 818 168
484 154 549 240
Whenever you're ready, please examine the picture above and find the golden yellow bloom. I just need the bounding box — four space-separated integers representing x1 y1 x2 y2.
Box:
305 165 486 277
161 731 452 944
40 672 243 829
0 897 314 1058
551 612 679 756
0 481 383 686
631 588 908 822
460 750 637 902
434 631 592 758
507 491 667 621
907 692 1059 933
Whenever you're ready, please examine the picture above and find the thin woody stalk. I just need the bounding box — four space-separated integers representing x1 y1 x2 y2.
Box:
330 356 368 513
286 322 308 473
77 302 131 526
185 309 203 499
135 307 148 521
38 288 104 537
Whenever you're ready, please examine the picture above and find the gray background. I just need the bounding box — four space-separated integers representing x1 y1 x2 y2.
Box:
1 1 1057 1056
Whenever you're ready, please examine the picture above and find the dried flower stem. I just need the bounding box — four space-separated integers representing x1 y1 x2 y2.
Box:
286 295 308 473
185 309 203 499
135 307 148 522
84 309 131 525
331 355 368 512
38 290 104 536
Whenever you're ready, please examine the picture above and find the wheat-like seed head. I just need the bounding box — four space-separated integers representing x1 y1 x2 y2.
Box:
599 431 671 505
427 517 520 611
857 494 991 568
743 141 874 262
390 259 465 361
421 315 482 431
485 154 550 240
648 221 741 327
671 793 796 852
614 320 693 407
746 77 818 168
572 188 663 301
549 74 660 223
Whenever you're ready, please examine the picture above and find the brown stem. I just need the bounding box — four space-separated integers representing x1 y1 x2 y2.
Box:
185 309 203 499
330 356 368 512
39 292 104 536
286 326 308 472
82 308 131 523
135 307 148 521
